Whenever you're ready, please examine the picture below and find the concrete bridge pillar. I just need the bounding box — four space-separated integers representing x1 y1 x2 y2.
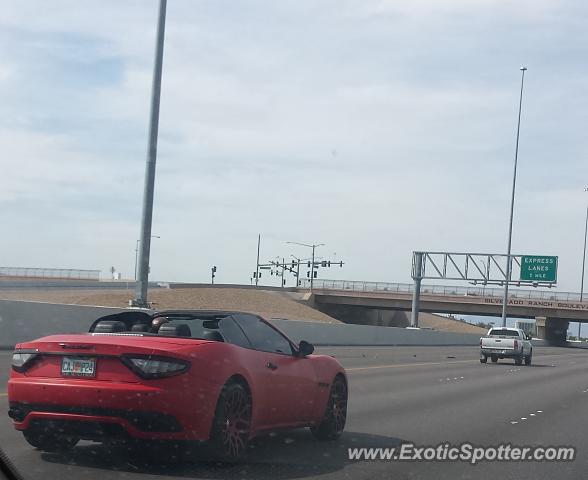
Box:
535 316 569 345
535 316 546 340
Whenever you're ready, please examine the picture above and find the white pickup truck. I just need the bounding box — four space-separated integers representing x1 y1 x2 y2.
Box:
480 327 533 365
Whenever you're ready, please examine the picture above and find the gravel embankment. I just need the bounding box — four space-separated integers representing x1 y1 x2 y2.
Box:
0 287 487 333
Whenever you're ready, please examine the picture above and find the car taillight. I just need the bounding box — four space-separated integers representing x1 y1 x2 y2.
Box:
11 350 40 372
121 355 190 379
514 340 518 350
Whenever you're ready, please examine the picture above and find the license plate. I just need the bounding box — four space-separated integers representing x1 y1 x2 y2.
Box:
61 357 96 377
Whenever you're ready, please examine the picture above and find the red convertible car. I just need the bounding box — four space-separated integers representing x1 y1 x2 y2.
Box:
7 310 348 460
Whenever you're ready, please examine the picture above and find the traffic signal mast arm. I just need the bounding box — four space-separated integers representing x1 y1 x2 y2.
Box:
255 258 344 280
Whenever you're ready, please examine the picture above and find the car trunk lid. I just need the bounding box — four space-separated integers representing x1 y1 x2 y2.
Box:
14 333 210 382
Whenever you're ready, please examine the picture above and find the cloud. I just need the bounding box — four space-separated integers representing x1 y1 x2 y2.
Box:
0 1 586 292
353 0 562 21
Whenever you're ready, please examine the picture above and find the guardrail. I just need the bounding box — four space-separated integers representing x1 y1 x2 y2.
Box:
0 267 101 281
301 279 586 302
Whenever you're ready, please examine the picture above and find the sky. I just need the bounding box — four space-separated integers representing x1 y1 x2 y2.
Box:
1 0 587 294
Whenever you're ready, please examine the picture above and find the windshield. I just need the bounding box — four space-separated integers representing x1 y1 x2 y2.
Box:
1 2 586 480
488 329 520 337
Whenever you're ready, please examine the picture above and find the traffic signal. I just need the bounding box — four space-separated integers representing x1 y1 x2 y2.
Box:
321 261 327 267
327 261 331 267
291 260 296 267
307 261 311 267
307 271 310 278
340 261 343 267
313 271 318 278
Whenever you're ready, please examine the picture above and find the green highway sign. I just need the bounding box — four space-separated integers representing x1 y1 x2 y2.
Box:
520 255 558 283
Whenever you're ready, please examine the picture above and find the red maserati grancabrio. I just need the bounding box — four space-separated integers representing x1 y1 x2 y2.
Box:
7 310 348 460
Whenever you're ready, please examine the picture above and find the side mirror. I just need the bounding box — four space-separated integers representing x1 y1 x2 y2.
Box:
297 340 314 357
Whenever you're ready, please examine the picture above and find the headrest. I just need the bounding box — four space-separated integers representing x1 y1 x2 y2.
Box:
131 323 150 332
158 323 192 337
201 330 224 342
94 321 126 333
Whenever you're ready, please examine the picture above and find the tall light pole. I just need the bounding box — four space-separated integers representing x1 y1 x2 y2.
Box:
501 66 527 327
287 242 325 292
133 0 167 308
255 234 261 287
134 236 160 281
578 187 588 339
135 239 140 281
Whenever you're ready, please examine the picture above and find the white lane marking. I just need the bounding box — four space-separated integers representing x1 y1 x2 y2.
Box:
347 358 478 372
521 417 528 420
348 352 586 373
537 410 543 413
511 421 518 425
530 413 536 416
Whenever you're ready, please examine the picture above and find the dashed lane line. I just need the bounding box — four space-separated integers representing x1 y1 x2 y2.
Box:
347 359 477 372
347 352 588 373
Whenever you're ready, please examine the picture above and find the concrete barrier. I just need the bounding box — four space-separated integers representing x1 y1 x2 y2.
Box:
0 300 127 348
0 299 490 349
271 319 482 346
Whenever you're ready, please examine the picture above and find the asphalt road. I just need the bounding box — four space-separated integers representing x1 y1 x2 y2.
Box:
1 345 588 480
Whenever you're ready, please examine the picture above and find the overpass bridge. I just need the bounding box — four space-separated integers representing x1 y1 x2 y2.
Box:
302 279 588 344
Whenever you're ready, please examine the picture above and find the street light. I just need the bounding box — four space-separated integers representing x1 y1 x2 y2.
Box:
133 0 167 307
135 236 160 281
578 187 588 340
501 67 527 327
286 242 325 292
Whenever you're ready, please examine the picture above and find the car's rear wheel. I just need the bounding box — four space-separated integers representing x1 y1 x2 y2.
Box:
311 375 347 441
515 355 523 366
491 355 498 363
524 351 532 366
23 428 79 452
480 355 488 364
208 382 252 462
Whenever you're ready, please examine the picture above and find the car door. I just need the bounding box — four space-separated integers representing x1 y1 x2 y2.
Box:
234 314 319 427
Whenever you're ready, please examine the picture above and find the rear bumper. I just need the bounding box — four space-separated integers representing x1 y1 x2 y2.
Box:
480 348 520 358
8 377 219 441
9 404 182 436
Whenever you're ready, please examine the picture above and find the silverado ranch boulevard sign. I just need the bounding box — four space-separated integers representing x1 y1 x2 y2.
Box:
483 297 588 312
